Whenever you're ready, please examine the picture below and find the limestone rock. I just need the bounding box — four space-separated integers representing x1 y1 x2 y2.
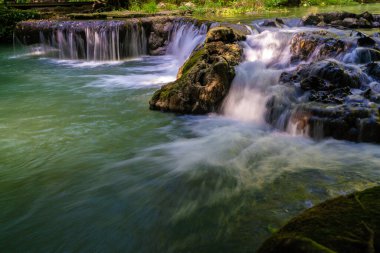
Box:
149 26 247 114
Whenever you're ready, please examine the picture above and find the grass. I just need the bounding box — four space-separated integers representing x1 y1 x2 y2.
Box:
126 0 359 15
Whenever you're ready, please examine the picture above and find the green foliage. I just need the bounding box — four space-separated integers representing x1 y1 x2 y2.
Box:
130 0 158 13
0 7 40 43
264 0 288 7
301 0 357 6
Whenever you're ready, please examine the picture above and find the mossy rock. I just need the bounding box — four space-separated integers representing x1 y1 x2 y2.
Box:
258 186 380 253
149 25 246 114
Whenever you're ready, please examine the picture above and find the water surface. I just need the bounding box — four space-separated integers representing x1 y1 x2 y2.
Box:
1 17 380 253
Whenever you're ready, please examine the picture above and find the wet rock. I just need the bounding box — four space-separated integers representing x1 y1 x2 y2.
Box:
290 31 346 62
302 11 378 29
149 26 247 114
349 48 380 64
364 63 380 81
283 60 361 90
357 35 376 47
258 186 380 253
260 18 284 28
272 58 380 143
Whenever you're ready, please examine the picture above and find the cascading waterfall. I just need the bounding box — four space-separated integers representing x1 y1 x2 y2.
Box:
35 21 147 61
18 19 208 64
222 29 293 123
223 24 379 139
166 21 208 66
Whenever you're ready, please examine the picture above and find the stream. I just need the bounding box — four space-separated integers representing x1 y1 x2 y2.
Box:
1 4 380 253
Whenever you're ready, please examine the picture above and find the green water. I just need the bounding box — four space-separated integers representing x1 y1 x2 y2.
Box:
1 41 380 253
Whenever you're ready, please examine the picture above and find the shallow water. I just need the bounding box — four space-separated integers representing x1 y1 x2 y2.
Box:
1 18 380 253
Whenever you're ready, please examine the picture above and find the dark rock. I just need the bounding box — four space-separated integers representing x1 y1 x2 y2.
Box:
364 63 380 81
260 18 284 28
286 60 361 90
149 26 247 114
290 31 346 62
302 11 377 29
357 36 376 47
258 186 380 253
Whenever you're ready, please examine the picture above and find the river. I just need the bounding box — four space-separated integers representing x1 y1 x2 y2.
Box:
1 4 380 253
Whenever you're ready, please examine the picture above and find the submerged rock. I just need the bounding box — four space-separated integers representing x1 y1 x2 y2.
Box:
258 186 380 253
149 26 247 114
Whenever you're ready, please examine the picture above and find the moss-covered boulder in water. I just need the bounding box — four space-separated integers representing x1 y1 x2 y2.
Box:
258 186 380 253
149 26 246 114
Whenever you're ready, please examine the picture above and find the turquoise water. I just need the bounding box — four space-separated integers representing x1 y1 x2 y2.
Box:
1 43 380 252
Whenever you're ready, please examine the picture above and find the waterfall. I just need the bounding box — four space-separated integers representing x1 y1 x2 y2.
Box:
222 30 293 123
166 21 208 66
24 21 147 61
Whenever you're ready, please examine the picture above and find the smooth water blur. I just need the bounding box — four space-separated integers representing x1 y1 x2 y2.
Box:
1 39 380 253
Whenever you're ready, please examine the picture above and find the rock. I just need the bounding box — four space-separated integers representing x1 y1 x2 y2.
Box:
286 59 361 90
258 186 380 253
260 18 284 28
290 31 346 62
149 26 246 114
352 48 380 64
364 63 380 81
205 26 246 43
302 12 377 29
271 59 380 143
357 36 376 47
157 2 166 9
181 2 196 9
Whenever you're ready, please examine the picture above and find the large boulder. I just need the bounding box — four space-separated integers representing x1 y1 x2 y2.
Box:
258 186 380 253
290 31 346 62
149 26 247 114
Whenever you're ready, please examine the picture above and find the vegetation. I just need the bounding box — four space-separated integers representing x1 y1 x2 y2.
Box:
121 0 359 15
0 7 40 43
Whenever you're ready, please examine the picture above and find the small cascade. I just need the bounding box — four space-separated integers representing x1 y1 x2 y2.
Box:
222 30 293 123
20 21 147 61
166 21 208 66
222 22 380 142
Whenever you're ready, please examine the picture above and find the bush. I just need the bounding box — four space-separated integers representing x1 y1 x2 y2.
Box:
0 8 40 43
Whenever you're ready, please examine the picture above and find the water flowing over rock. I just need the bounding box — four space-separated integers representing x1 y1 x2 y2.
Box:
290 31 346 62
258 186 380 253
149 26 248 114
15 17 208 61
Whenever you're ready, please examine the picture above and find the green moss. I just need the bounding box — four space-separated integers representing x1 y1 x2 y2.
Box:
258 186 380 253
181 48 206 77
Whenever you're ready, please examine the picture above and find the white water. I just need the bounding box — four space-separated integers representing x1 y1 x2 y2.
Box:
167 22 208 66
36 21 147 61
222 30 293 123
223 24 378 138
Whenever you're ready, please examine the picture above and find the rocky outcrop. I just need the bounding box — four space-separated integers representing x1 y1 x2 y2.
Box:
302 11 380 28
149 26 247 114
258 186 380 253
290 31 346 62
264 27 380 144
269 58 380 143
